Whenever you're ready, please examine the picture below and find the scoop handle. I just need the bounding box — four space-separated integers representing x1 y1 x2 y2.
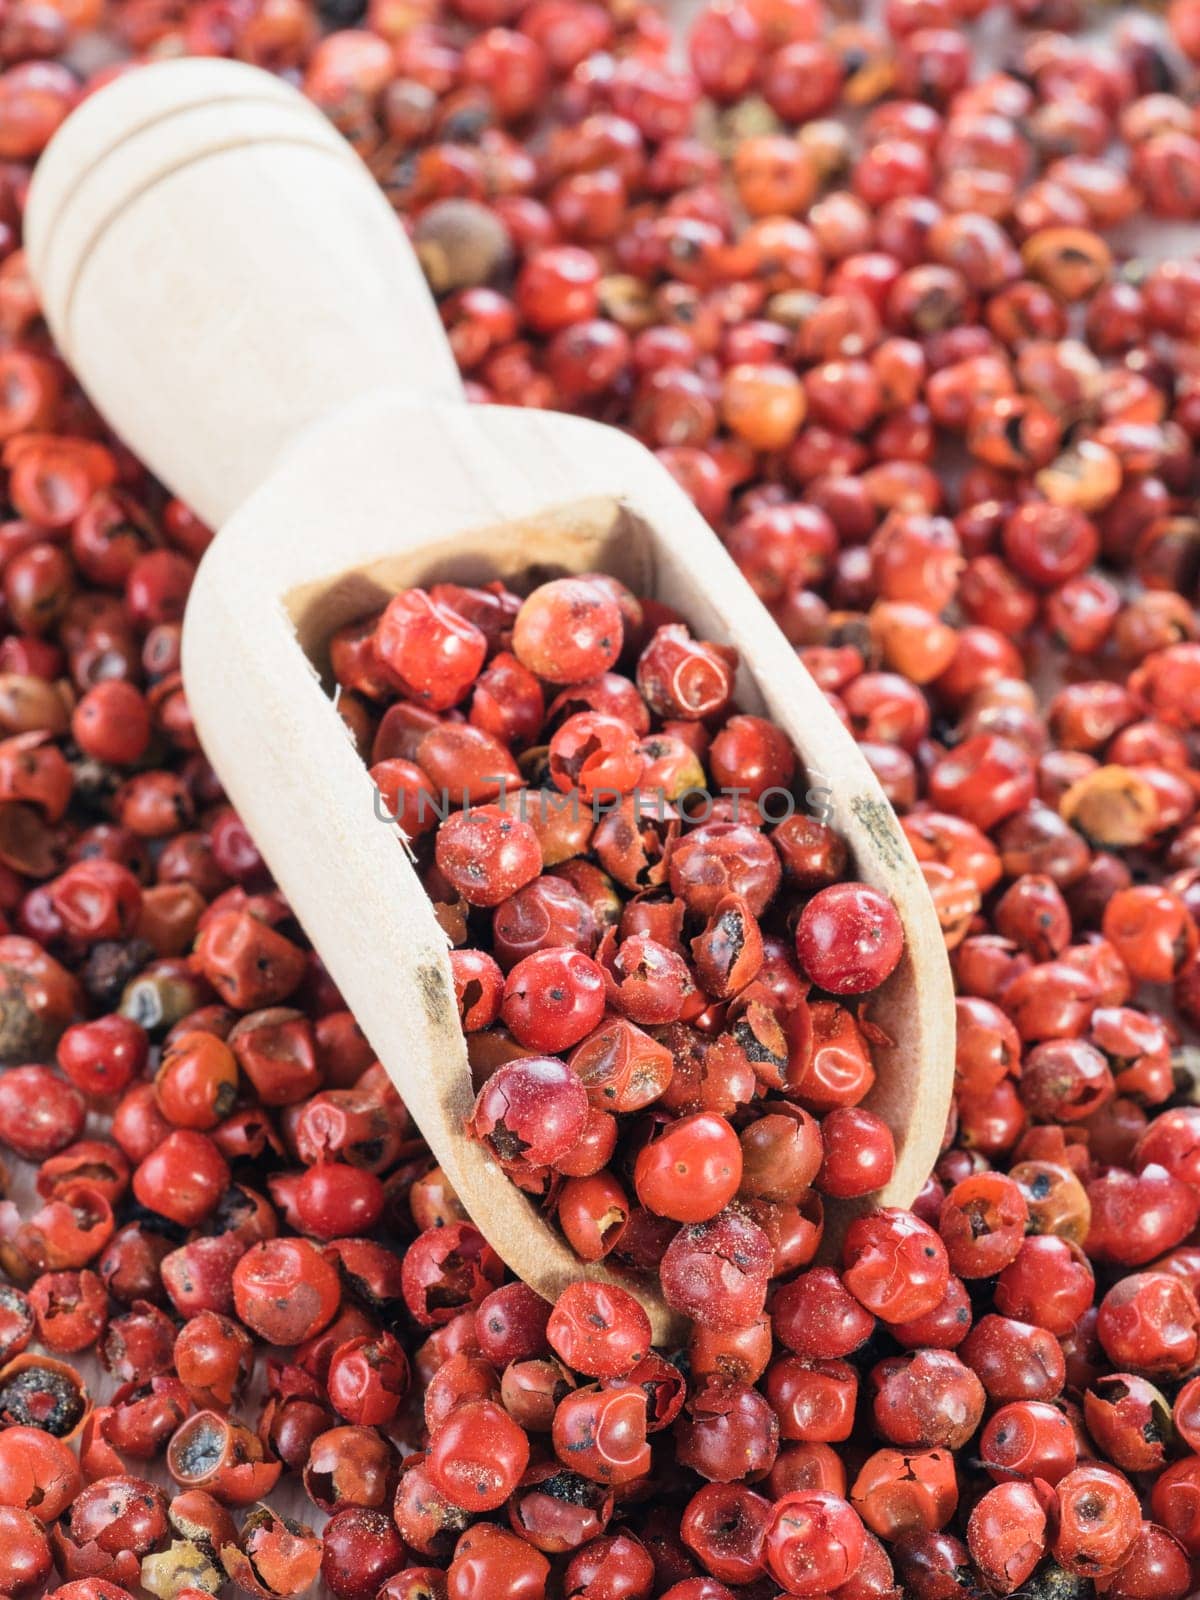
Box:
25 57 465 529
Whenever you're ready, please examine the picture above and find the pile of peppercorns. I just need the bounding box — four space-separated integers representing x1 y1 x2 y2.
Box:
348 569 905 1300
1 0 1200 1598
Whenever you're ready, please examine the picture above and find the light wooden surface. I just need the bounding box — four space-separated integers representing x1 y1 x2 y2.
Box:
25 58 956 1343
25 57 464 528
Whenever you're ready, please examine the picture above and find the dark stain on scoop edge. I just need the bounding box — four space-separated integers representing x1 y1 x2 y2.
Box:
849 794 905 871
418 960 454 1026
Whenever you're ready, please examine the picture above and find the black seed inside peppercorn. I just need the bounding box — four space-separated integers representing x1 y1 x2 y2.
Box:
317 0 367 23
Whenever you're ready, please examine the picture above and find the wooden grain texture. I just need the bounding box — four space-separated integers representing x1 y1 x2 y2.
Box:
25 56 464 527
25 58 956 1344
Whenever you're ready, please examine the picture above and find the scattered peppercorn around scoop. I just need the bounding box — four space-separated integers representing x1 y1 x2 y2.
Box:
0 0 1199 1598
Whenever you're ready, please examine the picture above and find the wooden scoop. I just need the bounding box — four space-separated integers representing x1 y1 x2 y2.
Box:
26 58 954 1342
